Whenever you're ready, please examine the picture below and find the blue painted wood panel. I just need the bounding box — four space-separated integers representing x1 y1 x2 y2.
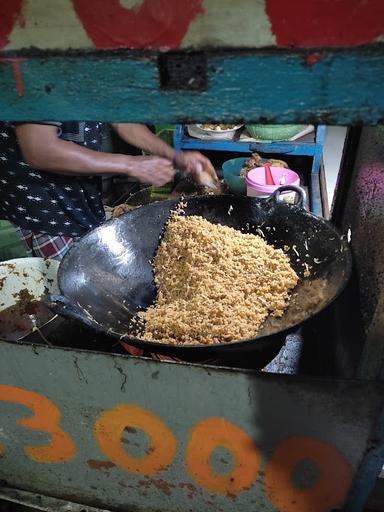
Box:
0 49 383 123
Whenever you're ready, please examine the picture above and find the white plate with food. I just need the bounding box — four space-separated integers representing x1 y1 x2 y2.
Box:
194 124 244 139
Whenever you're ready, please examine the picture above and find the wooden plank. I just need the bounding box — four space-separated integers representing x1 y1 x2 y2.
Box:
0 48 383 124
319 160 330 219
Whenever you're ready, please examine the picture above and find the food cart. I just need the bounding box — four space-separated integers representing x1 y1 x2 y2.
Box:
0 1 384 511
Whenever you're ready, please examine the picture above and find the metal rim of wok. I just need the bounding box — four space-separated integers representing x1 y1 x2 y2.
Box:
44 187 352 355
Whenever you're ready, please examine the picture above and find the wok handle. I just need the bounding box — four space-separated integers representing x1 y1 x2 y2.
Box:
43 294 103 333
269 185 307 209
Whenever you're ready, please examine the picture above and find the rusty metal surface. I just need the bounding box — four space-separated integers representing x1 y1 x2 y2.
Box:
0 340 383 511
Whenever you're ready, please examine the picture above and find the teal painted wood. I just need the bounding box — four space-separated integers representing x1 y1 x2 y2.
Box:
173 126 324 156
0 48 383 123
0 340 384 511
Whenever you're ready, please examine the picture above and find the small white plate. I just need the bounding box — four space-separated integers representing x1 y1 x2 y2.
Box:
194 124 244 139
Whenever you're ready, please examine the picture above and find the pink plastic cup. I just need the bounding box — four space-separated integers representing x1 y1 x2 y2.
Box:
245 166 300 202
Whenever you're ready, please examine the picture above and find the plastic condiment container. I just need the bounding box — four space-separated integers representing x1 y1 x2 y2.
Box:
245 167 300 203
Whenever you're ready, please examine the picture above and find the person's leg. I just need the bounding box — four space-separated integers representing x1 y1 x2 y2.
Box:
16 228 33 256
17 229 74 260
30 232 74 260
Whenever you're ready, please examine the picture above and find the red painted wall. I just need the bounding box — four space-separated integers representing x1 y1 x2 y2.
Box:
0 0 382 50
0 0 23 48
72 0 204 49
266 0 384 47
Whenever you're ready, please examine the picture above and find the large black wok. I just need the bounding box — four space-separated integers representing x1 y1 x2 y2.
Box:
45 186 351 364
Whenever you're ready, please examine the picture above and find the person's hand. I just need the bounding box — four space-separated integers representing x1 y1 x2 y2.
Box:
112 204 131 218
173 151 219 190
128 156 175 186
173 151 216 178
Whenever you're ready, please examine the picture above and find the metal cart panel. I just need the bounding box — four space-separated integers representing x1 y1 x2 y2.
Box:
0 341 383 512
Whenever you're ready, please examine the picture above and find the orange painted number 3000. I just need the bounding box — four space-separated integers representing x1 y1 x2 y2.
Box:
0 385 76 463
0 385 353 512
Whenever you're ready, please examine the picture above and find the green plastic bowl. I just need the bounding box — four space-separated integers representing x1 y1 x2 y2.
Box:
222 157 248 195
246 124 305 141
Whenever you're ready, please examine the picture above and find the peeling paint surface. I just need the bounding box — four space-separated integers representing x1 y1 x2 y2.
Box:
0 49 383 124
0 340 383 511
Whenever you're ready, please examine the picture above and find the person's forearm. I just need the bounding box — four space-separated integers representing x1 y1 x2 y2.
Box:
21 136 133 176
112 123 176 161
15 123 175 186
